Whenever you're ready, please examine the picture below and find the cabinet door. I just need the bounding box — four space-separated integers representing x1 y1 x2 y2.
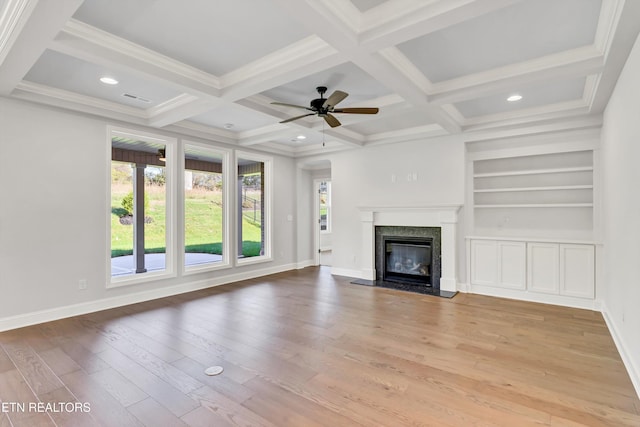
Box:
497 241 526 290
527 243 559 294
560 244 595 298
471 240 497 286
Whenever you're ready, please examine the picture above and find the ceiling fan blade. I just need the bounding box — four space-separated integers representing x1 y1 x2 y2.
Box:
323 90 348 109
279 113 315 124
323 113 341 128
271 102 312 111
333 107 379 114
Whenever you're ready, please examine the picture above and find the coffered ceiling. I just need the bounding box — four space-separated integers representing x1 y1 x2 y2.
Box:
1 0 638 157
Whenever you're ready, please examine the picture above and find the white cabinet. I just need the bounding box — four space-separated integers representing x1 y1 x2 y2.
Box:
527 243 560 294
559 244 595 298
470 240 525 290
470 240 497 286
527 243 595 298
469 238 595 303
497 241 526 290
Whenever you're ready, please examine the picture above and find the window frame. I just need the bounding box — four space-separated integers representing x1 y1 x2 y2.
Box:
181 140 232 276
235 150 273 266
107 126 177 288
319 180 332 234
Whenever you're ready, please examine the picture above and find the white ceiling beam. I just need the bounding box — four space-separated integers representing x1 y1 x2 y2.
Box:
272 0 462 134
0 0 84 95
236 115 365 149
360 0 521 52
429 46 605 105
220 36 345 101
356 50 461 133
146 94 220 128
53 21 350 129
52 20 222 99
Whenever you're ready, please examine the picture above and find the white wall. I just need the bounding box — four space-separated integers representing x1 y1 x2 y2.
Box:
295 166 314 267
299 138 465 277
0 98 297 328
601 33 640 395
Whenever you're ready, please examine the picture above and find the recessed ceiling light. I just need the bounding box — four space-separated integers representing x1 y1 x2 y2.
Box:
296 135 306 140
223 123 234 129
99 76 119 85
507 94 523 102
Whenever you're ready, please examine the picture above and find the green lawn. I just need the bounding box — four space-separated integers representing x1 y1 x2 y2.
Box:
111 186 262 258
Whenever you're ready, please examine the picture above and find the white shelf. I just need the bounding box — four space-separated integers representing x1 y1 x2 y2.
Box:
470 150 595 240
466 236 596 245
473 166 593 178
474 185 593 193
475 203 593 209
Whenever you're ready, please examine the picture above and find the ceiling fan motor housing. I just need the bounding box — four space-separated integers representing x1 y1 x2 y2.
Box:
311 98 327 111
311 86 329 112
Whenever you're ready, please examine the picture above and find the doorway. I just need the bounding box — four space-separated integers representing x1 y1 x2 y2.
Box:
314 179 332 266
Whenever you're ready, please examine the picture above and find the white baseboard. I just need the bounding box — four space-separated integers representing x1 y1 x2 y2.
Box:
469 284 598 311
601 302 640 399
296 259 315 269
0 263 298 332
330 267 361 279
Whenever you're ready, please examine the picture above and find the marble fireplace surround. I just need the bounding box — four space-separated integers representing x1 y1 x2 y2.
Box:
359 205 461 293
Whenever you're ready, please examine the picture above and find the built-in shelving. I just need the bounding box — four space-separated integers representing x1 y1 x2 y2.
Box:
475 203 593 208
474 185 593 193
473 166 593 178
470 149 595 239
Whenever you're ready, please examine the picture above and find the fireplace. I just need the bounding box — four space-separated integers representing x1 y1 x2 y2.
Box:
383 236 433 285
375 226 441 290
358 205 461 294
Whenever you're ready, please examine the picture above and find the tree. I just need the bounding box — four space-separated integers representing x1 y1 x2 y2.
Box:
121 191 149 216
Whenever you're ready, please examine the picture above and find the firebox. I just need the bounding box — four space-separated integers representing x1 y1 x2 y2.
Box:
383 236 433 286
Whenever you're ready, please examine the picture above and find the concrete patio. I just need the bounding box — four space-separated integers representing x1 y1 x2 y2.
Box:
111 253 222 276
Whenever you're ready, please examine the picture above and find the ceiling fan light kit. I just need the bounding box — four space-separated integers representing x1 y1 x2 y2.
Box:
272 86 379 128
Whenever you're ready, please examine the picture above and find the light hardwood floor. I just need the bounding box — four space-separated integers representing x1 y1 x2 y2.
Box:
0 267 638 426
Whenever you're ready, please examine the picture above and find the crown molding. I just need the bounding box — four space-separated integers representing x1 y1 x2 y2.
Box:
169 120 237 145
15 81 147 118
582 74 601 112
365 123 446 145
462 100 592 132
0 0 37 67
594 0 625 55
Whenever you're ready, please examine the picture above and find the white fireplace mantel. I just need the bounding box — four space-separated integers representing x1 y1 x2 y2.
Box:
358 205 461 292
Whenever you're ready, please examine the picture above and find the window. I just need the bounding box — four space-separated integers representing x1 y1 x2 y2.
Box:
236 152 271 263
183 143 229 271
319 180 331 233
109 128 175 285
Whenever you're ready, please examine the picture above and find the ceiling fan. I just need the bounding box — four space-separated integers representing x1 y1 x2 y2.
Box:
271 86 379 128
